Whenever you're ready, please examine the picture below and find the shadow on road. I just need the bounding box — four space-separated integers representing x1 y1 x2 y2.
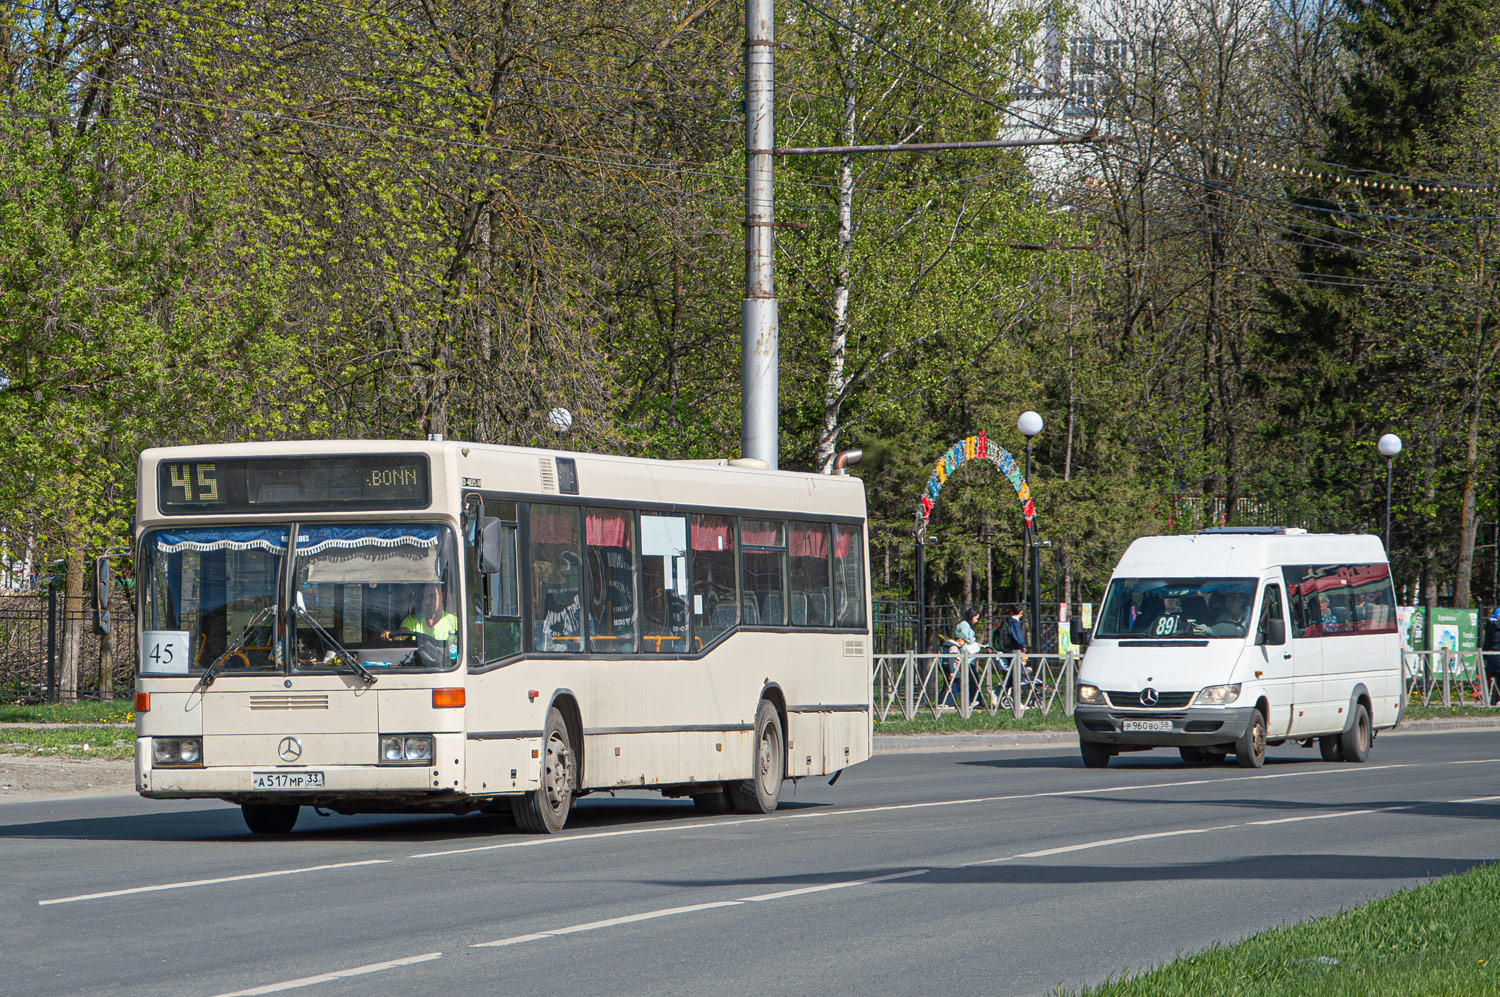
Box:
0 795 826 843
1072 794 1500 822
958 753 1311 770
646 852 1493 892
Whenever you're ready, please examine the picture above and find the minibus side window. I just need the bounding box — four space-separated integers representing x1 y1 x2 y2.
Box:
1257 585 1285 645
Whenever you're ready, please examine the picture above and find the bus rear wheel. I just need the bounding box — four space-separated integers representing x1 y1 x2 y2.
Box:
513 707 575 834
242 803 299 835
730 700 784 814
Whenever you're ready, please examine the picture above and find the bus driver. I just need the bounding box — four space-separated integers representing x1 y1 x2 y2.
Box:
381 583 458 642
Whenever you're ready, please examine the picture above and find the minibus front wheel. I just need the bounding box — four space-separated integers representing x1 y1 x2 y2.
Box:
1079 738 1114 768
1235 710 1267 769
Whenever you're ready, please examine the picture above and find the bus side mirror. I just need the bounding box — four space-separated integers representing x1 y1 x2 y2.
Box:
92 557 113 636
1070 618 1090 648
477 518 504 574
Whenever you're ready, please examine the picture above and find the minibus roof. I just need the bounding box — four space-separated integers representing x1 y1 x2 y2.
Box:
1113 533 1387 577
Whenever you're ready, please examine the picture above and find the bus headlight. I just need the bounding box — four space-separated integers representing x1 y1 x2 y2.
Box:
1193 684 1242 706
1077 684 1105 705
380 735 435 765
152 737 203 767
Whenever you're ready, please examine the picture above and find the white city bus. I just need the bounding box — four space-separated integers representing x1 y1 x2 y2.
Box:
124 440 873 834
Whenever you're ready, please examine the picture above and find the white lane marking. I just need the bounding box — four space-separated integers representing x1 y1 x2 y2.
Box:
968 791 1500 865
210 951 442 996
474 902 741 947
740 868 927 902
38 859 392 906
471 870 928 948
412 762 1425 860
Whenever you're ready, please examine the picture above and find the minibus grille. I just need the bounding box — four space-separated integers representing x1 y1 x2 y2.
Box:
248 694 330 711
1105 690 1194 709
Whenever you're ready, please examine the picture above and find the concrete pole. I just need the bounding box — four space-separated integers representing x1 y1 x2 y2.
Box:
742 0 779 468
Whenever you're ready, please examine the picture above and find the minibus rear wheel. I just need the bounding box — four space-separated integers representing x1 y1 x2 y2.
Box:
1318 736 1344 762
1338 703 1372 763
1079 739 1113 768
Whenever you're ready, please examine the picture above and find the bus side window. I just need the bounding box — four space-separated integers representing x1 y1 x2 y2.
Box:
788 522 830 627
640 514 688 652
741 519 787 625
585 508 637 654
529 504 583 653
832 523 865 627
690 515 736 646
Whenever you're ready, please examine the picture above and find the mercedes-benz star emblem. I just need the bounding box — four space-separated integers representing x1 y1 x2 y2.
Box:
278 737 303 762
1139 687 1159 707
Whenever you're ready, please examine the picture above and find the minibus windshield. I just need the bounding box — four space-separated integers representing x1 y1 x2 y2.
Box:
1096 578 1258 639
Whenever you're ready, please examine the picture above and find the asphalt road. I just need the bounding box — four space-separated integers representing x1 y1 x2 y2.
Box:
6 729 1499 997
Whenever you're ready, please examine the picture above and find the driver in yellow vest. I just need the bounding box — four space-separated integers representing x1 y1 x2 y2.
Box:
382 584 458 642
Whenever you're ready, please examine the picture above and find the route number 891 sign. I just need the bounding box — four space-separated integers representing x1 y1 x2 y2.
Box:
142 631 192 674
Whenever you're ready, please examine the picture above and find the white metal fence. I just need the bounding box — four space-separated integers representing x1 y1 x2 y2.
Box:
1404 649 1499 709
874 650 1078 722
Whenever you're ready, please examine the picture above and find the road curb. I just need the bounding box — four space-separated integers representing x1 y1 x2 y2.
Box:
874 715 1500 754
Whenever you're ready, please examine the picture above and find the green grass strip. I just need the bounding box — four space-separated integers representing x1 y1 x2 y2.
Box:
0 726 136 760
0 700 135 725
1071 862 1500 995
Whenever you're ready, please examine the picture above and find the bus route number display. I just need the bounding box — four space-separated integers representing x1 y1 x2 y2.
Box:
158 455 430 514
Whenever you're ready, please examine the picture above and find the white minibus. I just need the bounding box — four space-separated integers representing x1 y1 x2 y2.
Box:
1074 528 1402 768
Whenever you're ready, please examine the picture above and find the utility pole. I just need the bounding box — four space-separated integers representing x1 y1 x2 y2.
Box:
742 0 779 468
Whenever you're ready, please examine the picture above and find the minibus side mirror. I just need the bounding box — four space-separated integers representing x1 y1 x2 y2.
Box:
1070 618 1090 649
1257 619 1285 646
92 557 113 636
477 518 504 574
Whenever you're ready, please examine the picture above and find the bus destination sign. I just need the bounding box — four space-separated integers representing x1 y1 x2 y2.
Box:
157 455 431 514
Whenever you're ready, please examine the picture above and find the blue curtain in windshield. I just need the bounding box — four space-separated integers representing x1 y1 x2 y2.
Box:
296 524 440 556
153 528 288 554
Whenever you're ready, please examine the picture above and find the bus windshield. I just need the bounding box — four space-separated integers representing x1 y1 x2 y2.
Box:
292 523 460 670
139 523 461 674
141 527 287 673
1096 577 1258 639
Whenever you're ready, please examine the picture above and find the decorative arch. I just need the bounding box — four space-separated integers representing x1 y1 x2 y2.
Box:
916 432 1034 541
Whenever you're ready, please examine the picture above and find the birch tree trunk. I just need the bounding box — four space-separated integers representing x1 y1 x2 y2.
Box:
816 1 859 473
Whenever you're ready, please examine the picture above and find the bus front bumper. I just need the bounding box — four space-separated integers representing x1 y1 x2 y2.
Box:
1074 706 1257 747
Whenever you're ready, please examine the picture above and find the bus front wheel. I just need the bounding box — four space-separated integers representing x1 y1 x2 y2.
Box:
513 707 575 833
731 700 784 814
242 803 299 835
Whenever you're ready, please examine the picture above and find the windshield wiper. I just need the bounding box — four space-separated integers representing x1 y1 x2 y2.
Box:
200 606 275 689
293 600 378 686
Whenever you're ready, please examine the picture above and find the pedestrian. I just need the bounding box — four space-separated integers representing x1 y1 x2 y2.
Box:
940 608 982 707
1483 607 1500 706
999 604 1027 655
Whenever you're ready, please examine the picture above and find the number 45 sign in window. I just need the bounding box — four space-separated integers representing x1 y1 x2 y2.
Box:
142 631 191 674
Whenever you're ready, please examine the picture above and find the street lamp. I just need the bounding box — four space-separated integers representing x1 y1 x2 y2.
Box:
1378 433 1402 553
1019 411 1043 651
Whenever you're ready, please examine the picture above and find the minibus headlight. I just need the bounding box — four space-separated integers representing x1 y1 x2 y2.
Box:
1077 684 1105 705
1193 684 1242 706
152 737 203 767
379 735 434 765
